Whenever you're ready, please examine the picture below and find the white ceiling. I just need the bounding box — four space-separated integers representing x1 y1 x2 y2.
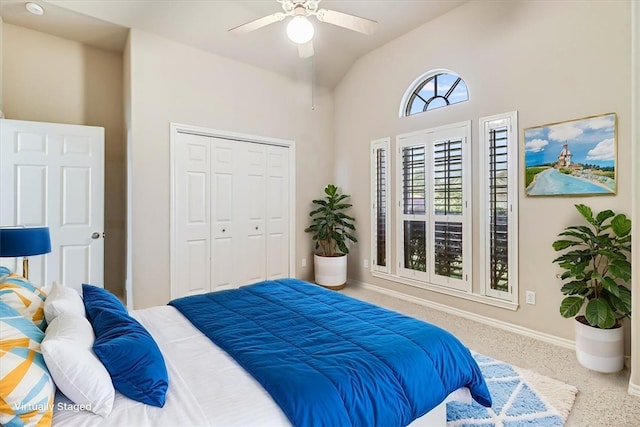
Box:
0 0 466 88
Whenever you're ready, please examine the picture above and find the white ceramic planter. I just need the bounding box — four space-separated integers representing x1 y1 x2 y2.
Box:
314 254 347 290
574 317 624 373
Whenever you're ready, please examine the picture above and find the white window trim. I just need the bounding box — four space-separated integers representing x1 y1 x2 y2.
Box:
478 111 519 304
369 117 520 311
370 138 391 274
399 68 469 118
395 120 472 292
371 270 518 311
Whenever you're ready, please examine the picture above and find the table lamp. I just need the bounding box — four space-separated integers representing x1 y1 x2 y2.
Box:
0 227 51 280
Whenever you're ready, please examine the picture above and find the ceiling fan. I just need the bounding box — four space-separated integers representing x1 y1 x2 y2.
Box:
229 0 378 58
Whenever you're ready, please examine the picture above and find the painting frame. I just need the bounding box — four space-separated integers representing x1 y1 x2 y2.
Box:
523 112 617 197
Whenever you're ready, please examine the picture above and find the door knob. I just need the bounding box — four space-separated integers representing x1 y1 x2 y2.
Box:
91 232 100 239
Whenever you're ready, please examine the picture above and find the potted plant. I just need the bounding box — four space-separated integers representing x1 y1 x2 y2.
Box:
552 204 632 373
304 184 357 290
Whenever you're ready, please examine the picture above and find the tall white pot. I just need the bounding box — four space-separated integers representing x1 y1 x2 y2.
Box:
314 254 347 290
574 317 624 373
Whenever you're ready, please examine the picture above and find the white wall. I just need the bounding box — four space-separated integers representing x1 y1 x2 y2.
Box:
1 24 126 298
127 29 334 308
630 0 640 397
334 0 632 346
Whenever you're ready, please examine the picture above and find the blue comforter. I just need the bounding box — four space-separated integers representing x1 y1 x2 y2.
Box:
169 278 491 427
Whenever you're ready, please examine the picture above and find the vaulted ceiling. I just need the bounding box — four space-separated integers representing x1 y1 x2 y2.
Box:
1 0 466 88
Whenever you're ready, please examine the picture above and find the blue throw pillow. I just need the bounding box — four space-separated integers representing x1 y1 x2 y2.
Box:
82 284 168 407
82 284 127 326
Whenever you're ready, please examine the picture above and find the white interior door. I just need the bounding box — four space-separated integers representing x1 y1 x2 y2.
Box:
0 119 105 292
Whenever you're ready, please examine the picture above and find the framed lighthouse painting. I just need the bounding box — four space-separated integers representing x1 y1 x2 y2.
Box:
524 112 617 196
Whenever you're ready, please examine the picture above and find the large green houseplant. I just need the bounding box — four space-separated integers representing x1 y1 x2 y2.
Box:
552 204 631 372
552 204 632 329
305 184 357 289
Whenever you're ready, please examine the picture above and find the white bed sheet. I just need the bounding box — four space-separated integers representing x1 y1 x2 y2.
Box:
53 305 470 426
53 305 290 426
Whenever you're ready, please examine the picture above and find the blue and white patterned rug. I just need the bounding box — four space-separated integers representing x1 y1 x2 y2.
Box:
447 353 578 427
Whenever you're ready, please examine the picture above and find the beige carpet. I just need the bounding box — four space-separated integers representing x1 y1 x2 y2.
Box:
342 284 640 427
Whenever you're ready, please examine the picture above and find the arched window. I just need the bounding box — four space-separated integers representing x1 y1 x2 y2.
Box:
401 70 468 117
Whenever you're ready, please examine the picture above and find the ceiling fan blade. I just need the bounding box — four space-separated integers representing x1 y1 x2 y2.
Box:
229 12 285 34
298 41 315 58
316 9 377 35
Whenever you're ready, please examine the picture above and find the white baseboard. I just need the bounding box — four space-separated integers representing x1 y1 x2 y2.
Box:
629 381 640 398
351 279 575 351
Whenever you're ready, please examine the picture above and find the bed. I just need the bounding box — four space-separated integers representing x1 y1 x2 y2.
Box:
1 273 491 427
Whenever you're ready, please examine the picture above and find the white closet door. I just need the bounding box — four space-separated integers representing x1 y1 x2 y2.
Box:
266 145 290 280
0 119 104 292
211 138 237 291
172 127 292 299
173 133 211 297
237 142 267 285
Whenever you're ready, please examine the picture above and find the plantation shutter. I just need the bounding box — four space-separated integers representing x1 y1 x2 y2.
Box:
480 111 518 303
398 142 428 279
371 139 390 273
431 138 467 290
489 127 509 292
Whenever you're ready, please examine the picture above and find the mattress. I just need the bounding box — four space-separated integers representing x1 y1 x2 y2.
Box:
53 304 470 426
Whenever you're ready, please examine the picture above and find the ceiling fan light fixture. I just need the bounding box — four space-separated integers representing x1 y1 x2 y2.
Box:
286 16 314 44
25 2 45 16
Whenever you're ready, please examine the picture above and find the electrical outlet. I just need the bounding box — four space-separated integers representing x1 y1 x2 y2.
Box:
301 258 307 268
363 259 369 268
526 291 536 305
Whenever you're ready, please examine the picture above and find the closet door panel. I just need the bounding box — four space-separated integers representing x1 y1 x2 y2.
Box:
266 146 290 279
172 129 292 299
238 143 267 285
174 134 211 296
211 141 236 290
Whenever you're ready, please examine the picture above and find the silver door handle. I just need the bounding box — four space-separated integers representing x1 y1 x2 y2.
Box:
91 232 101 239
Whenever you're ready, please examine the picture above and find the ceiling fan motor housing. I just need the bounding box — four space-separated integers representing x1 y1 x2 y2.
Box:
231 0 377 58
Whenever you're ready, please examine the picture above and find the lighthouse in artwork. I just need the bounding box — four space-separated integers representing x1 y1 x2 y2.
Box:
557 143 572 167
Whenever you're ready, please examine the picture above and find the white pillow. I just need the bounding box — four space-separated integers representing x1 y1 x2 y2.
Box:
44 282 86 324
41 312 115 417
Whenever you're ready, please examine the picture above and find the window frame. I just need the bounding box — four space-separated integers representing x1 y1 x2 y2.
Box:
395 121 472 292
399 69 469 118
479 111 519 304
370 138 391 274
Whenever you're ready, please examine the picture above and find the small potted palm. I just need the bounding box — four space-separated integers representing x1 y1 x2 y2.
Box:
305 184 357 289
552 204 632 373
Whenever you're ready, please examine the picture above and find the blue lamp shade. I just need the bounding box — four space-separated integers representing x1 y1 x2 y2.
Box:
0 227 52 258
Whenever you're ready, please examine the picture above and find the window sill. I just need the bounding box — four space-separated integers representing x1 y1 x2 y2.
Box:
371 271 519 311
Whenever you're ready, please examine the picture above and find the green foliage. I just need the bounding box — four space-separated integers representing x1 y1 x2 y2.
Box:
525 167 548 188
304 184 357 256
552 204 632 329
